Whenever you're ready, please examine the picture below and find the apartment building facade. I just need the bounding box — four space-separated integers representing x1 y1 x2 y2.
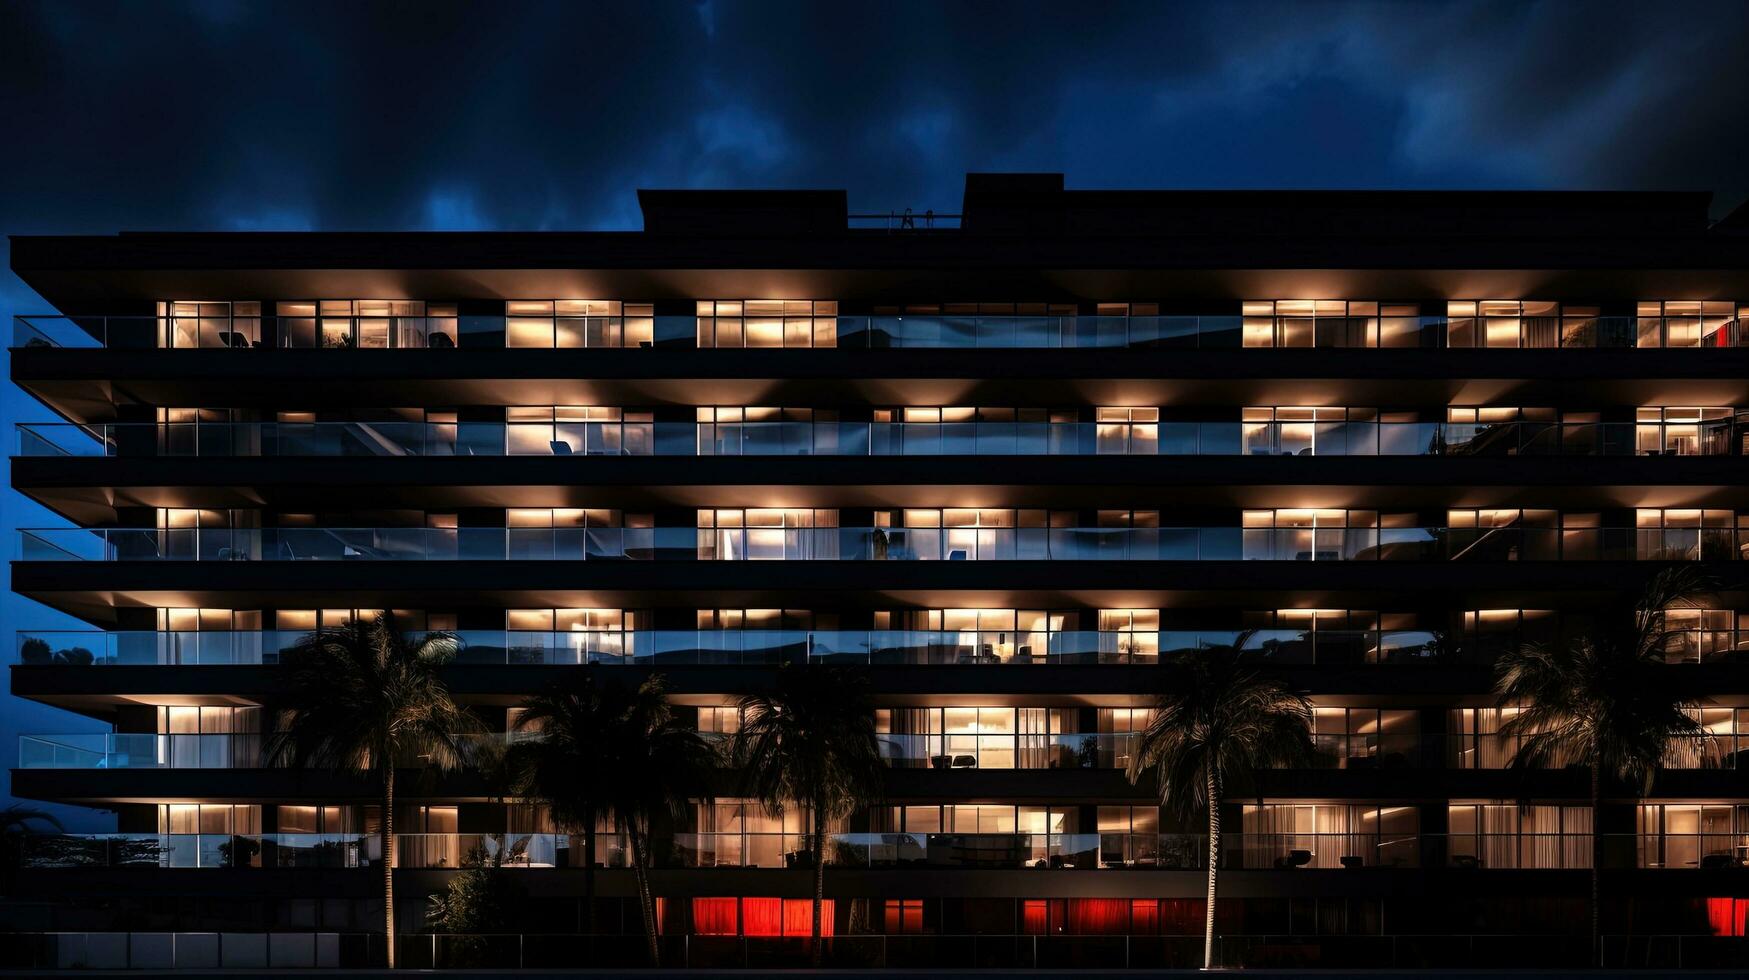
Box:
6 174 1749 968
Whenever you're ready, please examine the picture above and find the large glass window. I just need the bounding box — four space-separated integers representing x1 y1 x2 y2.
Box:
505 608 633 663
505 300 653 348
871 406 1074 455
1310 708 1418 769
159 804 260 835
1448 803 1590 868
491 508 648 561
697 508 838 560
1240 804 1419 868
1097 609 1159 662
696 300 837 348
158 301 261 348
1095 408 1159 454
1242 407 1378 456
506 406 651 456
272 300 456 349
1669 707 1749 767
871 608 1071 664
1635 407 1734 456
1243 509 1409 561
1662 608 1746 664
1242 300 1409 348
697 407 833 455
1637 804 1749 868
1446 300 1561 348
1637 301 1742 348
1635 508 1741 561
876 706 1076 770
687 799 824 868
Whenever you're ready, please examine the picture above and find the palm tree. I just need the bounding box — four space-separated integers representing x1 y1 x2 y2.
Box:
586 674 716 967
1 805 65 891
1126 638 1313 971
731 665 884 967
263 615 480 970
503 672 631 937
1495 566 1717 967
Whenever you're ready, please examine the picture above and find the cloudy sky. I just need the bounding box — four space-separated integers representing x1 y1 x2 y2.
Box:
2 0 1747 821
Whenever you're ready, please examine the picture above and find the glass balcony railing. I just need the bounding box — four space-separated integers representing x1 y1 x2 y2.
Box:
15 627 1451 667
875 733 1140 770
19 525 1747 563
17 419 1740 458
18 832 1738 871
15 313 1749 351
18 733 261 769
16 732 523 769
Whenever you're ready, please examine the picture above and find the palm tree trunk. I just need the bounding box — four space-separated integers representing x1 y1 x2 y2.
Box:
812 803 826 967
583 809 597 937
1590 760 1602 968
629 829 660 967
1203 767 1220 972
383 766 396 970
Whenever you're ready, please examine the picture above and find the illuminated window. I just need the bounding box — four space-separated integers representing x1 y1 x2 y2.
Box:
883 899 926 934
697 508 838 560
1242 407 1378 456
1661 609 1745 664
159 803 261 836
1242 300 1411 348
1635 508 1741 560
506 300 653 348
1446 300 1563 348
506 406 652 456
1095 806 1163 867
1097 608 1159 662
697 706 741 735
690 800 830 868
876 706 1076 770
1243 509 1409 561
1448 803 1591 868
1669 706 1749 767
1637 804 1749 869
1096 407 1159 454
696 407 833 455
1310 707 1418 769
270 300 455 349
158 301 261 349
1241 803 1419 868
504 608 632 663
696 300 837 348
1635 407 1733 456
1637 301 1742 349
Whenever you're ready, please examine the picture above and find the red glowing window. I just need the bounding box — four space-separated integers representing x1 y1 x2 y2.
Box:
694 897 834 937
1022 899 1049 934
884 899 925 934
1068 898 1131 935
782 898 833 937
1131 899 1159 935
692 897 738 936
1707 897 1747 937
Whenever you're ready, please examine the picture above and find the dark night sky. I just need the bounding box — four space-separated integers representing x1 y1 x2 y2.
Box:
2 0 1747 823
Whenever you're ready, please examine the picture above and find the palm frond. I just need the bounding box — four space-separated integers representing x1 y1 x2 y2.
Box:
1126 637 1311 823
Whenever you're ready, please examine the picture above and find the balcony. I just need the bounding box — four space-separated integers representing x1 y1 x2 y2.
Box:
19 525 1746 564
23 831 1734 872
18 733 260 769
876 733 1140 770
16 419 1743 459
16 313 1749 351
14 626 1453 667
